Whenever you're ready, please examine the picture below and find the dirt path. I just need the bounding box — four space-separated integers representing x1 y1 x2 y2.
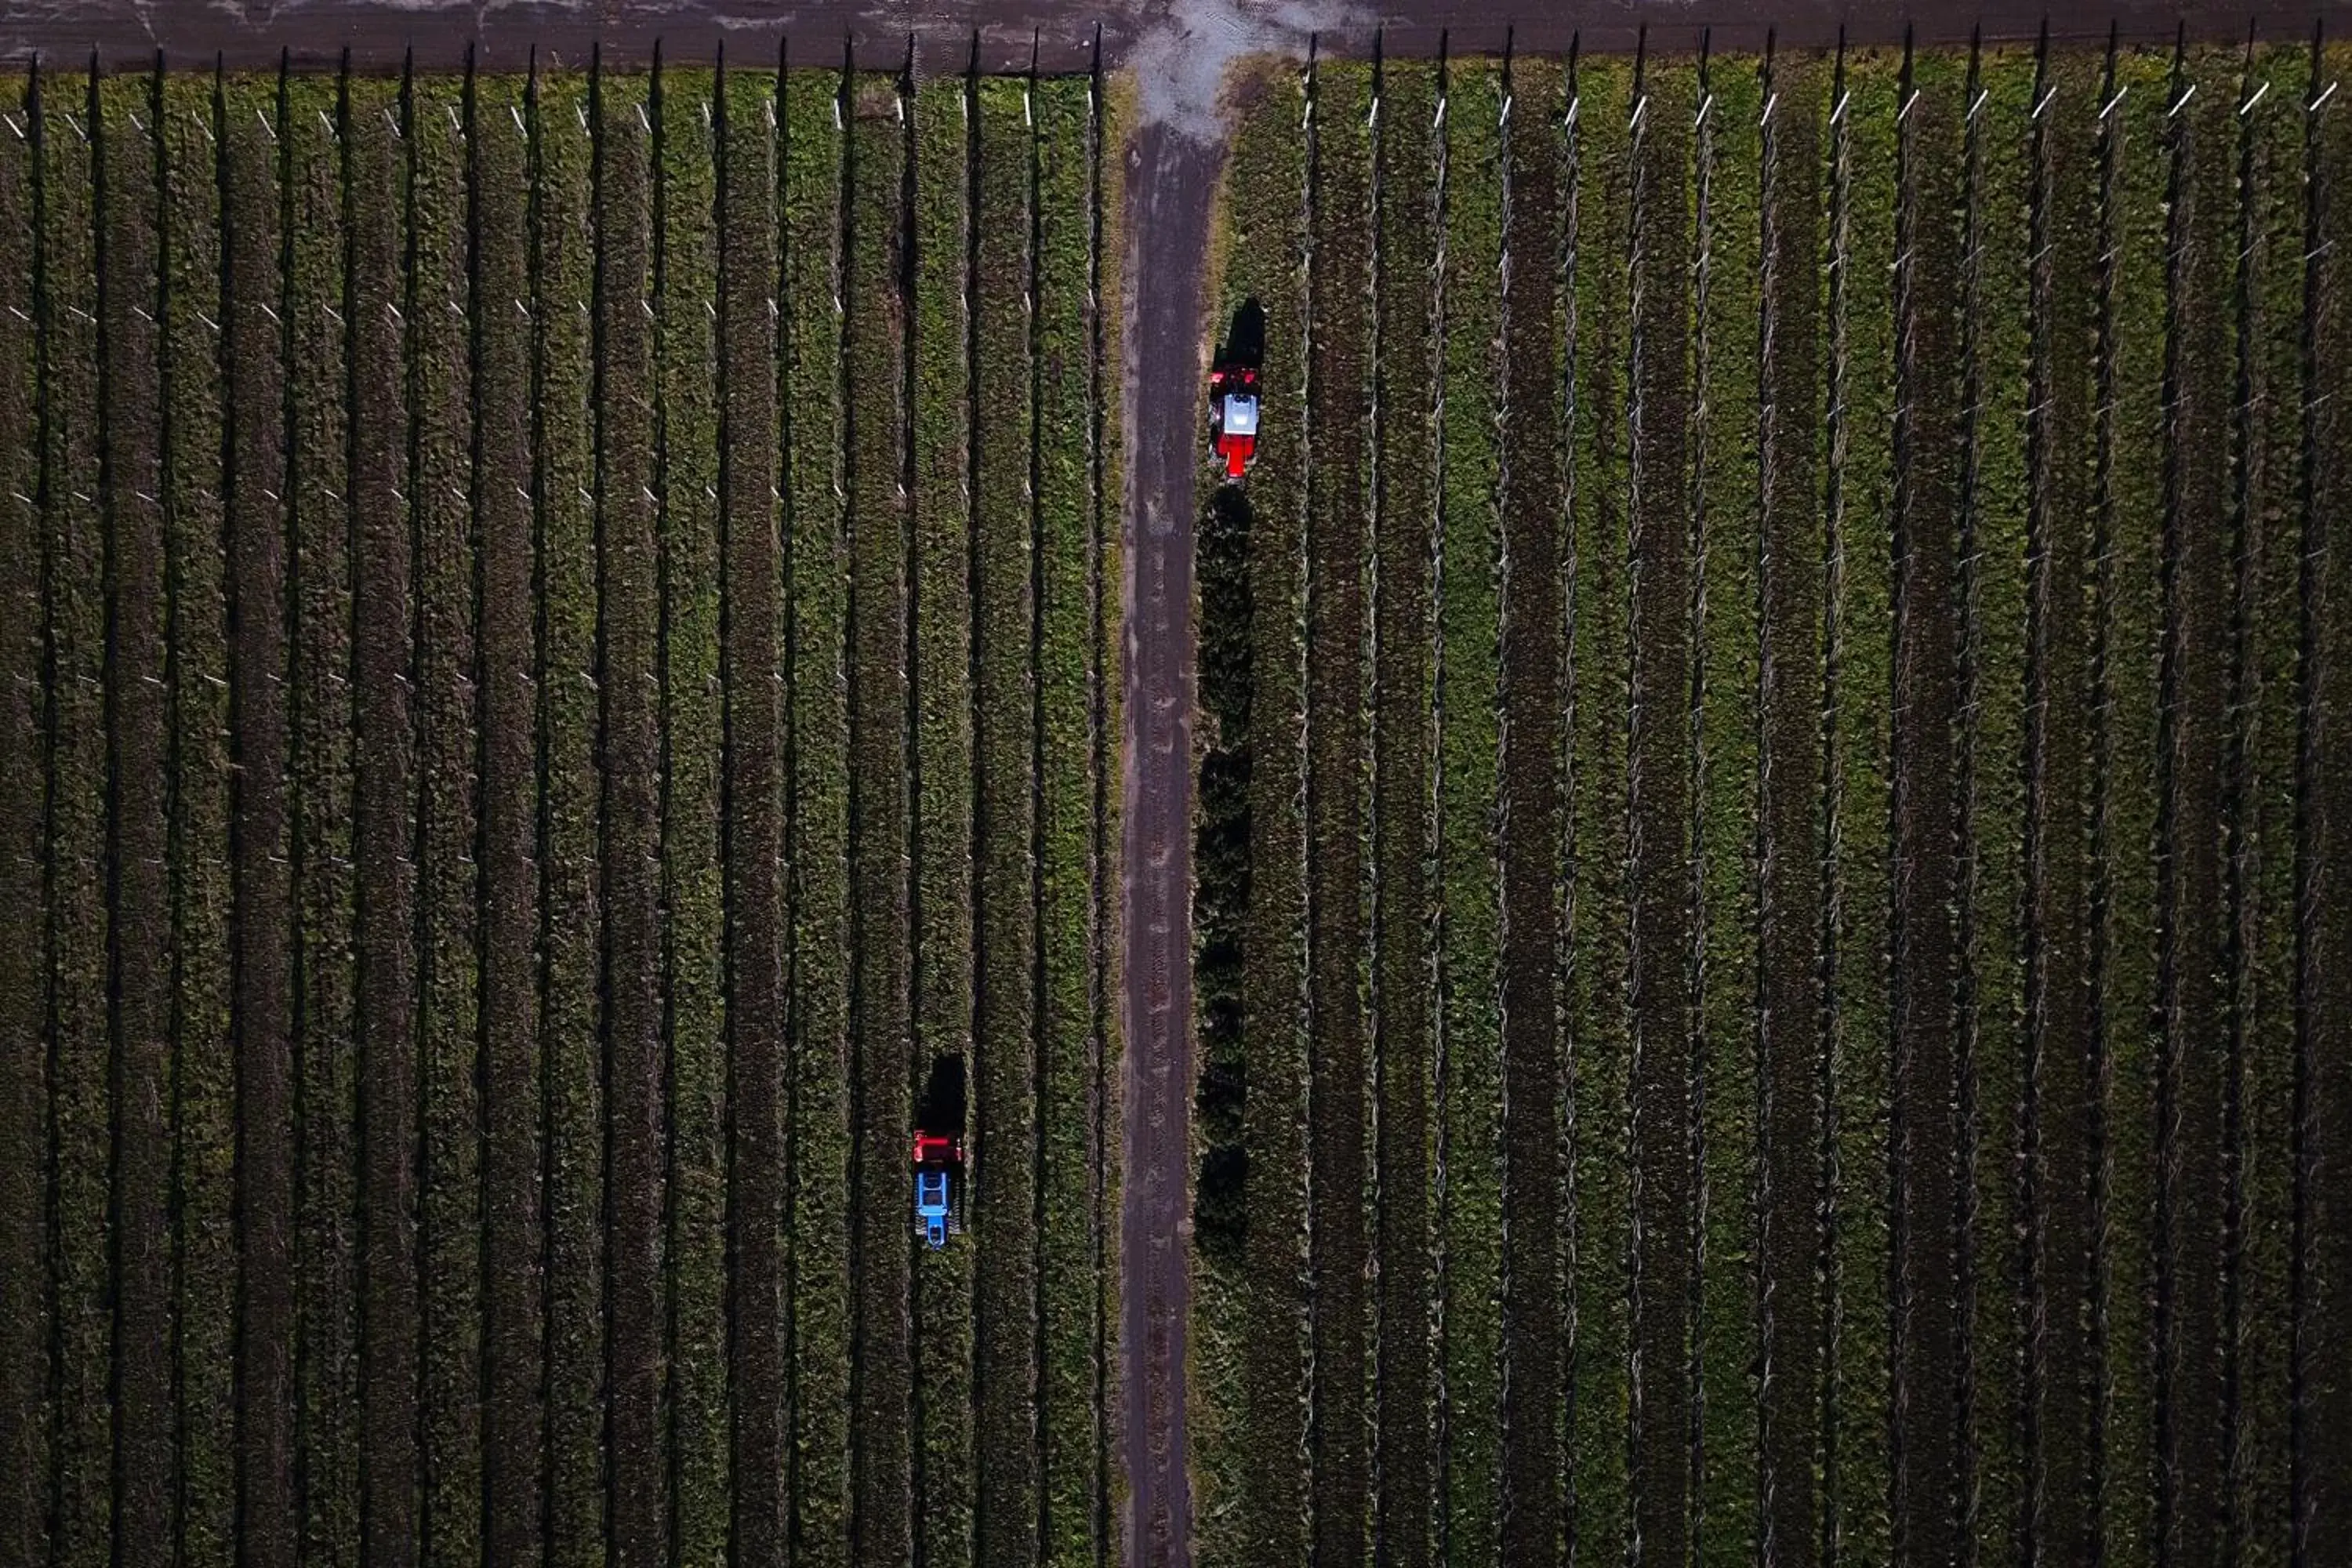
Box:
1116 113 1214 1568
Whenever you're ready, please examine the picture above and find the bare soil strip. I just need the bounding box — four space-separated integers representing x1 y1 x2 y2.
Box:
1626 53 1695 1566
1118 101 1212 1568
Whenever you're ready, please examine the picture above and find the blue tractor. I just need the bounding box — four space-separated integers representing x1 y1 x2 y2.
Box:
913 1054 968 1250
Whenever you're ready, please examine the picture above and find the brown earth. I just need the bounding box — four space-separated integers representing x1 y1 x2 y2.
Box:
1118 112 1210 1568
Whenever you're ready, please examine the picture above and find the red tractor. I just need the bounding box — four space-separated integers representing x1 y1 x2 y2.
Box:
1208 298 1267 483
1209 361 1261 481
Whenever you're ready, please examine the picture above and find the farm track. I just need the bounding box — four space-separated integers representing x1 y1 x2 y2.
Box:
1195 33 2352 1568
0 47 1116 1568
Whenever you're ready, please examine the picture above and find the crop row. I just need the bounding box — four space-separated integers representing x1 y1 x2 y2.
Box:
0 50 1118 1568
1196 38 2352 1566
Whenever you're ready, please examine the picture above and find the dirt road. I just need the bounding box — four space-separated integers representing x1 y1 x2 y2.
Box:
1117 113 1215 1568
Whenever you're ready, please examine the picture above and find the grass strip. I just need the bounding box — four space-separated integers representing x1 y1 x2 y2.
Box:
1564 54 1634 1563
971 70 1040 1568
407 73 485 1568
1751 45 1824 1567
1688 49 1762 1560
1955 47 2033 1558
906 65 973 1568
652 60 729 1566
590 64 669 1568
218 73 299 1568
1306 57 1374 1568
779 59 851 1568
1369 56 1438 1568
158 71 236 1568
1435 55 1504 1565
469 68 543 1568
0 64 46 1568
2086 45 2175 1568
286 70 362 1566
527 61 605 1568
1494 52 1566 1566
1822 50 1898 1563
2226 45 2312 1566
38 65 114 1568
843 66 914 1568
715 56 785 1568
95 67 174 1568
347 67 423 1568
1033 70 1108 1568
